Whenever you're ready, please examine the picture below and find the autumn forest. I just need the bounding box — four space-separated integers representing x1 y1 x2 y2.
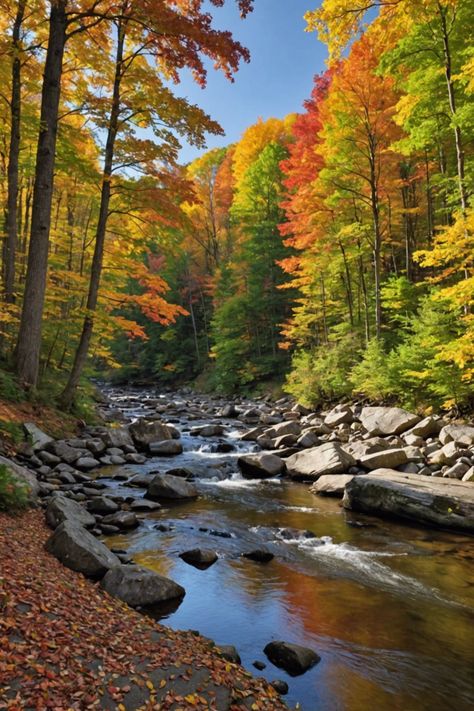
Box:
1 0 473 413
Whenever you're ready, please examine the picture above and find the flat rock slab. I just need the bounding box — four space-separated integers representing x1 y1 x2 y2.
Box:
343 469 474 532
310 474 355 497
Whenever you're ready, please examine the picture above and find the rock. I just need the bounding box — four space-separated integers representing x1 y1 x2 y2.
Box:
0 455 40 503
324 405 353 427
343 438 395 461
179 548 218 568
125 453 147 464
219 404 238 418
253 660 266 670
462 467 474 483
238 454 285 479
190 424 224 437
310 474 354 497
429 441 464 466
240 427 264 442
271 680 289 695
101 511 139 529
85 439 107 456
274 434 298 448
100 565 185 607
45 520 120 578
359 407 420 436
23 422 53 451
103 427 134 449
263 641 320 676
264 421 301 438
242 549 274 563
87 496 119 514
407 416 443 438
165 467 194 479
343 469 474 532
439 424 474 446
75 456 100 471
129 499 162 511
360 448 408 470
296 432 321 448
45 495 95 529
217 645 241 664
48 441 82 464
149 439 183 456
146 473 198 500
443 461 470 480
129 419 172 449
39 451 61 466
286 443 356 481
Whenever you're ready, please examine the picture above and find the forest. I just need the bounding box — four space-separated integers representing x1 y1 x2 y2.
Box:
0 0 473 413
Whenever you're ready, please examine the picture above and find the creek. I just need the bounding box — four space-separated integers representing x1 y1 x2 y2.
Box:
98 387 474 711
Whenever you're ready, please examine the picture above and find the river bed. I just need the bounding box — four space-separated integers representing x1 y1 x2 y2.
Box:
99 388 474 711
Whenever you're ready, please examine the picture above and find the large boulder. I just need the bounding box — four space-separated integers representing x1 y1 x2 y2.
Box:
146 473 198 500
23 423 53 451
45 520 120 578
45 495 95 529
263 641 320 676
149 439 183 456
359 407 420 436
0 455 39 503
238 454 285 480
103 427 133 449
100 565 185 607
285 443 356 481
343 469 474 532
129 418 172 450
439 424 474 446
310 474 354 497
359 448 408 470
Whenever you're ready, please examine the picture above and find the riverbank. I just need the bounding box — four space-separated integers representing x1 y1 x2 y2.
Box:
0 509 287 710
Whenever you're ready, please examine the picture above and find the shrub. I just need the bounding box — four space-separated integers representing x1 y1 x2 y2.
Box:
0 464 29 513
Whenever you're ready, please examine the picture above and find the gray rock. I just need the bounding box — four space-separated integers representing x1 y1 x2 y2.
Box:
125 453 147 464
310 474 354 497
286 443 356 481
45 520 120 578
87 496 119 514
439 424 474 446
462 467 474 482
45 495 95 529
23 422 53 451
146 473 198 500
130 499 162 511
324 405 353 427
264 421 301 438
85 439 107 456
0 455 39 503
238 453 285 479
359 407 420 436
443 461 470 480
75 456 100 470
39 451 61 466
48 441 82 464
179 548 218 568
149 439 183 456
101 511 139 529
100 564 184 607
296 431 321 448
429 442 464 466
190 424 224 437
407 416 443 438
343 469 474 532
129 419 172 449
360 448 408 470
217 645 241 664
263 641 320 676
103 427 134 449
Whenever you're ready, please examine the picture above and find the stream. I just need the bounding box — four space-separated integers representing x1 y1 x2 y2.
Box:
97 387 474 711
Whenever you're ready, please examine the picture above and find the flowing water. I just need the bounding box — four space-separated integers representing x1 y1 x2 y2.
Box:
100 389 474 711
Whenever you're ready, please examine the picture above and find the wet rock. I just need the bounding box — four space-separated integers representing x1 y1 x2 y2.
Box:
263 641 320 676
253 660 266 670
310 473 354 497
343 469 474 532
149 440 183 456
208 529 232 538
45 520 120 578
100 565 185 607
165 467 194 479
242 549 274 563
45 495 95 529
359 407 420 436
286 443 356 481
277 528 316 540
238 453 285 480
271 680 289 695
129 419 172 450
130 498 162 511
146 473 198 500
126 473 151 488
217 645 241 664
190 424 224 437
101 511 139 530
179 548 218 568
87 496 119 514
155 523 173 532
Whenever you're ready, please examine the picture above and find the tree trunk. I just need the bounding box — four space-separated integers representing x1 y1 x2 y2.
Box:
15 0 67 387
60 17 125 407
3 0 26 304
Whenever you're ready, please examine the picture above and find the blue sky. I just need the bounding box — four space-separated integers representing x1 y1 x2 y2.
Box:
177 0 328 163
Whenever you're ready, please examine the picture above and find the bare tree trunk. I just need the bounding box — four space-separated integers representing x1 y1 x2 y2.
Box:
15 0 67 387
3 0 26 304
60 16 125 407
